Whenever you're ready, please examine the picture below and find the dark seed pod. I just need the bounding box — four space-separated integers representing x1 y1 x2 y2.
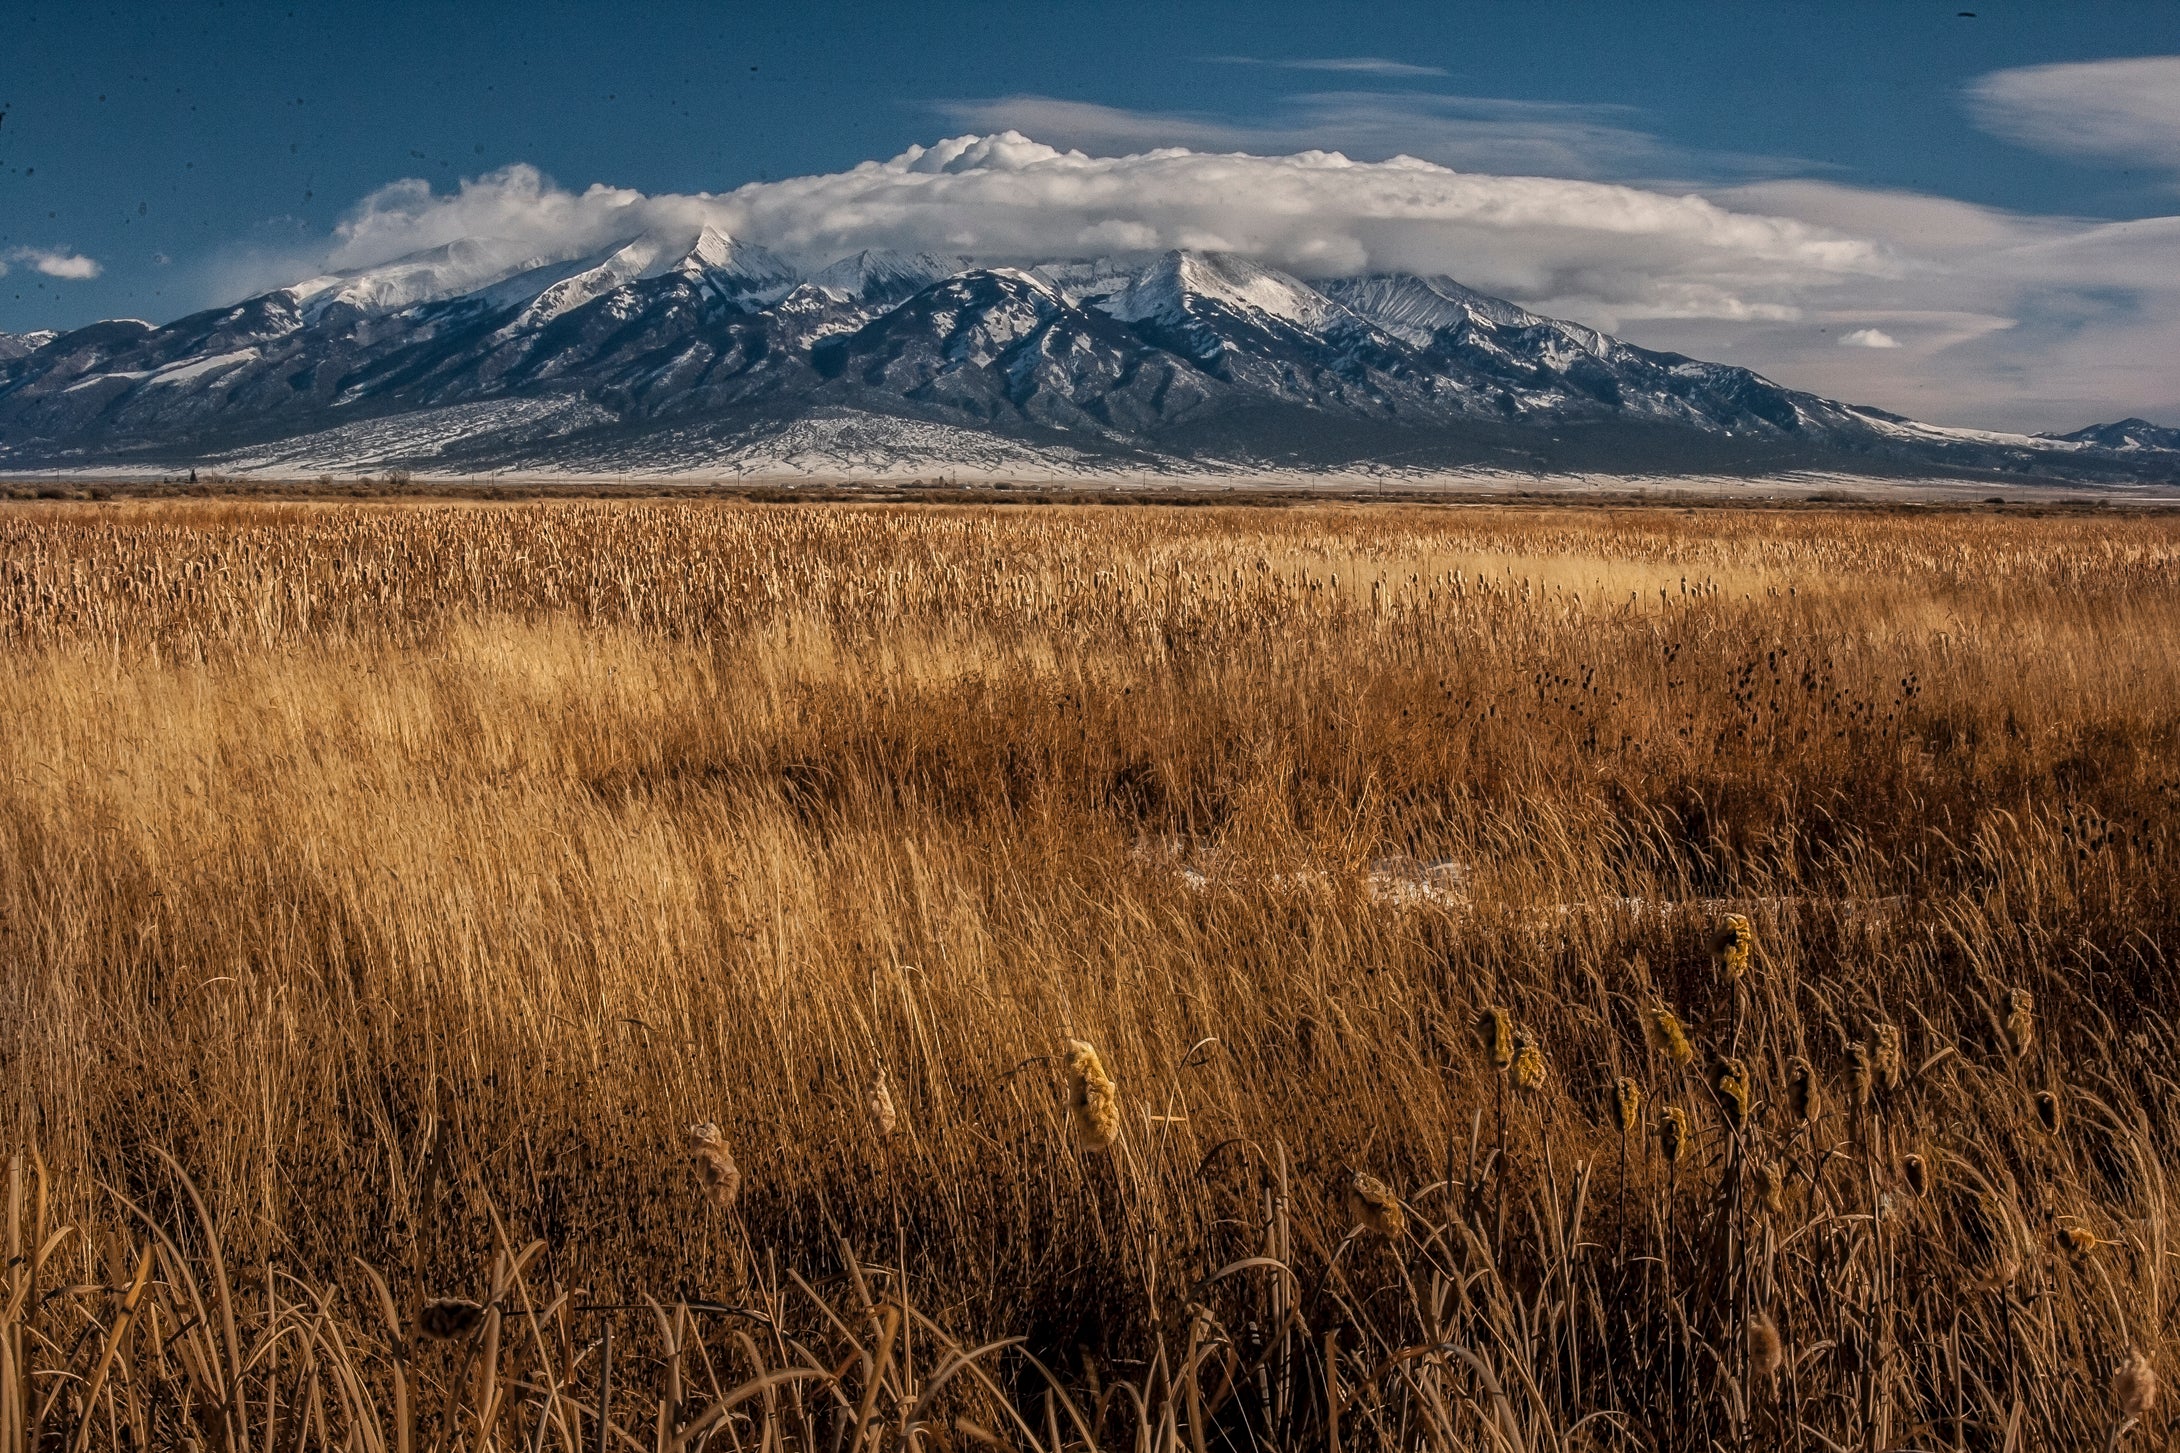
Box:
417 1298 486 1342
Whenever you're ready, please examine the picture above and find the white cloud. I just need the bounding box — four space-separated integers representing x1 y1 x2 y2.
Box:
1967 56 2180 172
1625 180 2180 429
0 247 103 280
306 137 1889 329
935 91 1796 183
1839 328 1900 348
1207 56 1451 78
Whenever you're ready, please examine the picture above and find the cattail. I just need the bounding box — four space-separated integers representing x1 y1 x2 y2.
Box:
687 1122 743 1210
2035 1089 2063 1136
1066 1038 1122 1151
417 1298 486 1342
1348 1172 1407 1238
1786 1056 1819 1124
1975 1254 2022 1295
1748 1314 1784 1389
2114 1350 2159 1421
869 1067 899 1138
2004 987 2035 1059
1868 1021 1903 1094
1476 1006 1514 1070
2059 1219 2100 1263
1756 1158 1786 1215
1644 1006 1694 1070
1710 1055 1751 1132
1902 1152 1929 1197
1710 914 1755 980
1848 1040 1874 1111
1510 1030 1548 1094
1613 1076 1642 1134
1659 1105 1689 1166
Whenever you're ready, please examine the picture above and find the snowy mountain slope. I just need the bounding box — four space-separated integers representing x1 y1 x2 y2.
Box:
2041 419 2180 454
2 233 2174 481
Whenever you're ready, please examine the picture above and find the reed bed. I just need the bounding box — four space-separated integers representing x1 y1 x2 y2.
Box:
4 496 2180 1450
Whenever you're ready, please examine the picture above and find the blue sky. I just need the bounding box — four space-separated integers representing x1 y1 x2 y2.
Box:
4 0 2178 429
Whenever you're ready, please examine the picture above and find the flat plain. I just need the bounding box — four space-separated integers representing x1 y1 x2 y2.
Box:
4 495 2178 1451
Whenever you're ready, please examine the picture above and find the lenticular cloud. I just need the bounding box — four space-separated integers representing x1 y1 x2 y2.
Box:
323 133 1892 324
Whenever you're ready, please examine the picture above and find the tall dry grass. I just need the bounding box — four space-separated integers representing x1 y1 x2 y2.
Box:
4 497 2180 1449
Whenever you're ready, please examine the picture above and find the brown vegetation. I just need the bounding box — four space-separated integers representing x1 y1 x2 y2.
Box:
4 497 2180 1449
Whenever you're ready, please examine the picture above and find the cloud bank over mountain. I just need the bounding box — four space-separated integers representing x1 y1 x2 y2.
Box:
313 135 1889 330
151 53 2180 434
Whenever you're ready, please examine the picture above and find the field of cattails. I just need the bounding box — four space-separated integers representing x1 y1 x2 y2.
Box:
4 495 2180 1451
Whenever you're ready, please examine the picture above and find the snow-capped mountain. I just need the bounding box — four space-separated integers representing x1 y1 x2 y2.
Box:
1 233 2174 481
0 330 58 363
2041 419 2180 455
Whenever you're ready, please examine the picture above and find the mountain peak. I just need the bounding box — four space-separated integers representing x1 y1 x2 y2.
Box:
675 227 797 295
1102 251 1339 330
810 249 952 303
290 237 559 318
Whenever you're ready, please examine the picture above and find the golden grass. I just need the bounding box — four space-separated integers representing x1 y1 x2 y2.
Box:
4 496 2180 1450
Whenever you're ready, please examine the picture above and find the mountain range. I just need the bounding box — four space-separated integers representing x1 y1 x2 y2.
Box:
1 224 2174 482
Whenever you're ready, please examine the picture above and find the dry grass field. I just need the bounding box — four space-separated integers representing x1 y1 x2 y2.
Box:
5 496 2180 1451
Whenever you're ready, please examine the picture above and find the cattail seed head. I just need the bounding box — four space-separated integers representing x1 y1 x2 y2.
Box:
1613 1076 1642 1134
1868 1021 1903 1094
1847 1041 1874 1111
1348 1172 1407 1239
1510 1031 1549 1094
1902 1152 1929 1198
1710 1055 1752 1132
418 1298 486 1342
1786 1057 1819 1124
2115 1350 2159 1420
869 1067 899 1138
1644 1007 1694 1070
1710 914 1755 980
1659 1105 1689 1165
1975 1253 2022 1295
2003 987 2035 1059
687 1122 743 1210
1756 1159 1786 1215
1066 1039 1122 1151
1748 1314 1784 1389
1476 1006 1514 1070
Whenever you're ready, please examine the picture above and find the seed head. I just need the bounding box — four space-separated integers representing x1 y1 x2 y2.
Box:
1348 1172 1407 1239
1644 1007 1694 1070
2114 1350 2159 1421
2003 987 2035 1059
2035 1089 2063 1136
1659 1105 1689 1166
417 1298 486 1342
1612 1076 1642 1135
1902 1153 1929 1198
1786 1057 1819 1124
1847 1041 1874 1111
1476 1006 1514 1070
1067 1039 1122 1151
687 1122 742 1210
1868 1021 1903 1094
1756 1159 1786 1215
1510 1031 1549 1094
1972 1246 2022 1294
1748 1314 1784 1389
1710 914 1755 980
1710 1055 1751 1132
869 1067 899 1138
